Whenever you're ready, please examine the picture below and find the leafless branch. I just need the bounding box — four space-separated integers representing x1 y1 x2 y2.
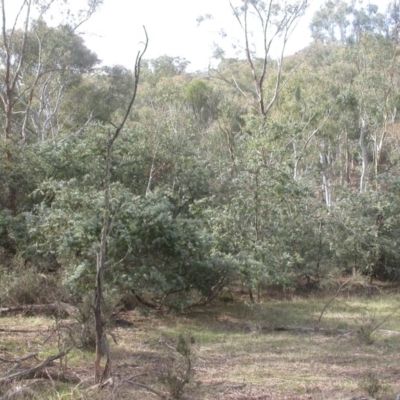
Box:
110 26 148 146
209 68 249 99
0 353 38 364
228 0 308 117
318 277 352 326
94 26 148 385
124 379 168 399
0 347 72 383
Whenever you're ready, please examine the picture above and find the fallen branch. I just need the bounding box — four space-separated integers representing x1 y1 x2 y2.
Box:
0 347 72 383
0 353 38 364
0 303 77 317
130 289 160 310
264 325 344 335
0 386 35 400
87 376 114 391
221 383 246 396
124 378 168 399
27 369 80 383
318 277 352 325
245 324 400 337
376 329 400 335
0 329 44 333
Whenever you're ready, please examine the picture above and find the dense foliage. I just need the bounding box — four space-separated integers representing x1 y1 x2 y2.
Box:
2 0 400 308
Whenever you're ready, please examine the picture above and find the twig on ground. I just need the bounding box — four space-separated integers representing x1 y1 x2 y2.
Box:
221 383 246 395
0 347 72 383
124 378 168 398
124 373 148 380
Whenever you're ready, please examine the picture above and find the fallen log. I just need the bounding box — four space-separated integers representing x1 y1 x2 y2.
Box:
244 324 400 336
0 303 76 317
0 329 44 334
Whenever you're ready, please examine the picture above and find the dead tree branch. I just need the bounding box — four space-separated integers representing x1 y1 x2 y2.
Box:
0 302 77 317
0 353 38 364
0 347 72 383
94 27 148 385
124 378 168 399
317 278 352 326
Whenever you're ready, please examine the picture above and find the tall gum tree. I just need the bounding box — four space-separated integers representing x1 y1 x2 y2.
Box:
0 0 102 142
211 0 309 118
18 21 99 142
0 0 102 214
311 1 400 194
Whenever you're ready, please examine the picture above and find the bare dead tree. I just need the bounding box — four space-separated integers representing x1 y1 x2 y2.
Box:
93 27 148 385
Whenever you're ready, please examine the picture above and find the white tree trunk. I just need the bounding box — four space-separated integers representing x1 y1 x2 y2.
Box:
359 116 368 193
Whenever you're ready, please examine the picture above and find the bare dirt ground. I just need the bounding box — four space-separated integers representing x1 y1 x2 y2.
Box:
1 291 400 399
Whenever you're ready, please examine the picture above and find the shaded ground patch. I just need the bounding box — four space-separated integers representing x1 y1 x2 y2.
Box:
1 293 400 399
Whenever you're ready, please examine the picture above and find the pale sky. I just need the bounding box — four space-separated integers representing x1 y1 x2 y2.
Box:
80 0 392 71
81 0 324 71
3 0 394 72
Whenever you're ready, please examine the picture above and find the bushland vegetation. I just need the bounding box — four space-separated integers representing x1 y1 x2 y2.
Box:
1 0 400 398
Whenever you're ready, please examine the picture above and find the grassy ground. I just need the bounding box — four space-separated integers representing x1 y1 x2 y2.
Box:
1 289 400 399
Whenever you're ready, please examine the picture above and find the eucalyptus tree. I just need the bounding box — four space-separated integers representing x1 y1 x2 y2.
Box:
310 0 353 43
311 1 400 193
17 21 99 142
0 0 102 143
214 0 309 118
0 0 102 219
302 1 400 279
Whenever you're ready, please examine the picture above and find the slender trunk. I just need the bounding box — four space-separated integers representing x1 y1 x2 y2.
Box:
374 134 380 191
93 28 148 384
320 152 331 209
359 117 368 193
345 130 350 185
218 121 237 176
316 220 322 281
293 141 298 180
94 135 112 384
254 168 259 242
4 93 13 141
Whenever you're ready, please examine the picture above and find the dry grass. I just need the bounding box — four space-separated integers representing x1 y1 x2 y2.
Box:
1 291 400 399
